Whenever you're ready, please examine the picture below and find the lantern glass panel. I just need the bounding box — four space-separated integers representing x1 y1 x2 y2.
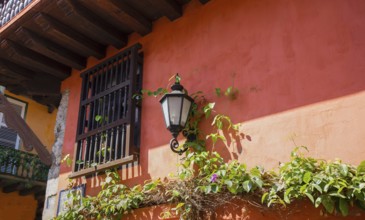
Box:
180 97 192 127
161 98 170 128
168 96 183 126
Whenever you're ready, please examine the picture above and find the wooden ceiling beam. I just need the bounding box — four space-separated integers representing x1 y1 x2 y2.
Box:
32 95 61 108
176 0 191 4
0 39 70 79
4 77 60 96
56 0 127 49
107 0 152 35
0 58 34 81
2 182 22 193
2 80 61 106
19 186 44 196
13 27 86 70
147 0 182 21
0 179 10 188
79 0 152 36
26 77 61 95
0 58 61 99
0 77 22 87
33 13 105 59
34 189 46 200
199 0 210 4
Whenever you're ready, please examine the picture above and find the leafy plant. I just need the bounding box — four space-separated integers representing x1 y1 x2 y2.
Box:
0 145 49 182
56 148 365 220
56 75 365 219
61 154 72 167
262 146 365 216
215 86 239 100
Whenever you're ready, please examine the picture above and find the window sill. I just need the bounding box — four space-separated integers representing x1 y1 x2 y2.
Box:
68 155 137 179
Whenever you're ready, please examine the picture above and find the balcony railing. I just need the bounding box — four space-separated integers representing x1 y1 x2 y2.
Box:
0 145 49 182
0 0 33 27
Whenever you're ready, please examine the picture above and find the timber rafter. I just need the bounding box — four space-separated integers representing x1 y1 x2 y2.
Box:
0 0 210 107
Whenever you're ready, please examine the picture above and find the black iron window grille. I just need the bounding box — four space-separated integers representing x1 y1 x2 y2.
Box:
70 44 142 178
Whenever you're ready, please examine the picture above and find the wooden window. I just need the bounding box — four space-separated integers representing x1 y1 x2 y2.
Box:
70 44 142 178
0 96 27 174
0 96 27 150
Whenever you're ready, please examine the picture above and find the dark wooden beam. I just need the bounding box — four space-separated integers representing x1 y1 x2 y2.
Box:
0 179 10 188
34 190 46 200
31 95 61 108
33 13 105 59
0 77 22 88
0 58 62 107
199 0 210 4
2 78 60 96
147 0 182 21
26 77 61 95
79 0 152 36
2 183 22 193
176 0 191 4
0 58 34 81
19 186 43 196
0 93 52 164
56 0 127 49
14 27 86 70
0 39 70 79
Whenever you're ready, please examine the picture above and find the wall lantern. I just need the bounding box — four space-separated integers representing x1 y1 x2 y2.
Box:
160 75 194 155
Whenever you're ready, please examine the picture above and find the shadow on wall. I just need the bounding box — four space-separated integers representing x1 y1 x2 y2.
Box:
140 0 365 161
71 159 152 196
60 0 365 187
122 204 178 220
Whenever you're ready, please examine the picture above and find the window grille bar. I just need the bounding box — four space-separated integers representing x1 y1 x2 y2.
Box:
76 118 129 141
114 126 119 161
120 125 125 158
126 46 139 155
73 44 142 174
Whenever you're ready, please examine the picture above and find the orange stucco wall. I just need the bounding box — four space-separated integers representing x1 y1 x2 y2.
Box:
0 191 37 220
59 0 365 208
4 91 56 153
0 91 55 219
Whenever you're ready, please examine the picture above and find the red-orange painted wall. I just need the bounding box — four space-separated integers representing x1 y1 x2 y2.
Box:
121 200 364 220
58 0 365 205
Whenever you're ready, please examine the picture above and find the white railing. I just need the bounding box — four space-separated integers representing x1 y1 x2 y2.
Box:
0 0 33 27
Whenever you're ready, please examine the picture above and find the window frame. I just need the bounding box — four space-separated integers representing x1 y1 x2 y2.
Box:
0 95 27 174
69 43 142 178
0 95 27 150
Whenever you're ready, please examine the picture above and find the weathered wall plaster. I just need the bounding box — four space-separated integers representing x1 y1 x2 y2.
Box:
43 90 69 220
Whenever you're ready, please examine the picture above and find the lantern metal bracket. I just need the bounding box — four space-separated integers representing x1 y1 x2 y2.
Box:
169 130 196 155
169 138 185 155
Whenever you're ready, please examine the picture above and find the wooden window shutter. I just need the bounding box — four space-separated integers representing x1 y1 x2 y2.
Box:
70 44 142 178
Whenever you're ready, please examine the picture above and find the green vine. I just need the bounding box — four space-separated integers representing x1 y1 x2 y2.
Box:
0 145 49 182
263 146 365 216
56 148 365 219
56 75 365 219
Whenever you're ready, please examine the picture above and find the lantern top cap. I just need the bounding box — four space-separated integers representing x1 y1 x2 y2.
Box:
171 81 184 91
170 73 184 91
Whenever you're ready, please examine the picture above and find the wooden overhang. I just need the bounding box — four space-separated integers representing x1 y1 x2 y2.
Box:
0 93 52 165
0 0 210 108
